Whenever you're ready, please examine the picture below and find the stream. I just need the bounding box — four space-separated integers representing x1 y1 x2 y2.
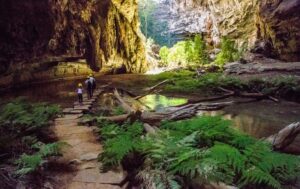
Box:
1 75 300 139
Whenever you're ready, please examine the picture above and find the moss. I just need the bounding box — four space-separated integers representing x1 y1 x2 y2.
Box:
147 71 299 99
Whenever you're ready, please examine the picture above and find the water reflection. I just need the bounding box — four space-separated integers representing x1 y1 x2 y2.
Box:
139 94 188 112
197 101 300 138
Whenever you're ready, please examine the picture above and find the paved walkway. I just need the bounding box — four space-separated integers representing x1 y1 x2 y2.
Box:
53 89 123 189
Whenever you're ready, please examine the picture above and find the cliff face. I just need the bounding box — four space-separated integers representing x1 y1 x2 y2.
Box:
164 0 300 61
0 0 146 87
257 0 300 61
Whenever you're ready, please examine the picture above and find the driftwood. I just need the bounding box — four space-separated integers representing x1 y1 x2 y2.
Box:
134 79 170 100
266 122 300 152
114 88 136 113
175 89 235 107
100 92 239 125
218 87 279 103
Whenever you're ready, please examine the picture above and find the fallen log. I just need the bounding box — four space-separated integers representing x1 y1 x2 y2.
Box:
266 122 300 152
219 87 279 103
99 100 237 124
134 79 170 100
114 88 136 113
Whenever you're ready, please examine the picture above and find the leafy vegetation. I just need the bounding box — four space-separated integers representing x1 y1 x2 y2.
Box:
98 121 144 170
148 70 299 98
214 37 245 66
15 142 63 175
0 98 62 176
98 116 300 189
158 35 209 68
112 106 126 116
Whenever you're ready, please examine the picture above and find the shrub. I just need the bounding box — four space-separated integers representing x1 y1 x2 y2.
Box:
159 46 170 66
214 37 243 66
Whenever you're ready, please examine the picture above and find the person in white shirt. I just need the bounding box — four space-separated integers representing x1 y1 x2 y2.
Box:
77 83 83 104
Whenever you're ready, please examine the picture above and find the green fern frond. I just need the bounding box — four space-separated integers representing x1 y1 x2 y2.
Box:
239 166 281 189
15 154 44 176
209 143 245 172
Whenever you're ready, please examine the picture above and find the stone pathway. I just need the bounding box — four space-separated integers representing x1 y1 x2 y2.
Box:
53 89 123 189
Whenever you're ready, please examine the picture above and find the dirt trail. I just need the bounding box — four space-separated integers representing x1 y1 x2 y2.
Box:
52 89 123 189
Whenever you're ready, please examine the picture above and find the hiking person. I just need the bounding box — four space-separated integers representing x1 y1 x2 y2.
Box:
89 74 96 94
85 76 93 99
77 83 83 104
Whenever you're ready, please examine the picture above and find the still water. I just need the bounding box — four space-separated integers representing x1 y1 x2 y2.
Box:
140 94 300 138
1 78 299 139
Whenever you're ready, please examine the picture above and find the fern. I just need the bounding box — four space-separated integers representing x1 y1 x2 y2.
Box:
208 143 245 172
99 134 136 169
239 166 282 189
98 116 300 189
15 142 63 176
15 154 44 175
99 122 124 141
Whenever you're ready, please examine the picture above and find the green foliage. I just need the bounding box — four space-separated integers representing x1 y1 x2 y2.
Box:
193 35 209 64
167 41 187 66
0 99 61 132
112 106 126 116
159 35 209 67
149 70 298 96
15 142 63 176
0 99 62 176
214 37 245 66
99 116 300 188
163 73 243 93
15 154 43 175
159 46 170 66
149 70 195 82
98 121 144 170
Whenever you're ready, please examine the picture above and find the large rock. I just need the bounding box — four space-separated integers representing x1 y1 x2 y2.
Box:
159 0 300 62
257 0 300 61
0 0 146 87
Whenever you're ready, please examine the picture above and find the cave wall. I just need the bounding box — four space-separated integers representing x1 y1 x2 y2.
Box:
0 0 146 88
257 0 300 61
165 0 300 61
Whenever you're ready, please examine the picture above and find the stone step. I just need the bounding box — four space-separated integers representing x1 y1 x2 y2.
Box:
55 114 83 121
83 99 96 103
74 105 91 109
63 108 74 114
67 110 84 114
74 102 93 106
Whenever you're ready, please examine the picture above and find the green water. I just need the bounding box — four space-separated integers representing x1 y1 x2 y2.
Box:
139 94 188 111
